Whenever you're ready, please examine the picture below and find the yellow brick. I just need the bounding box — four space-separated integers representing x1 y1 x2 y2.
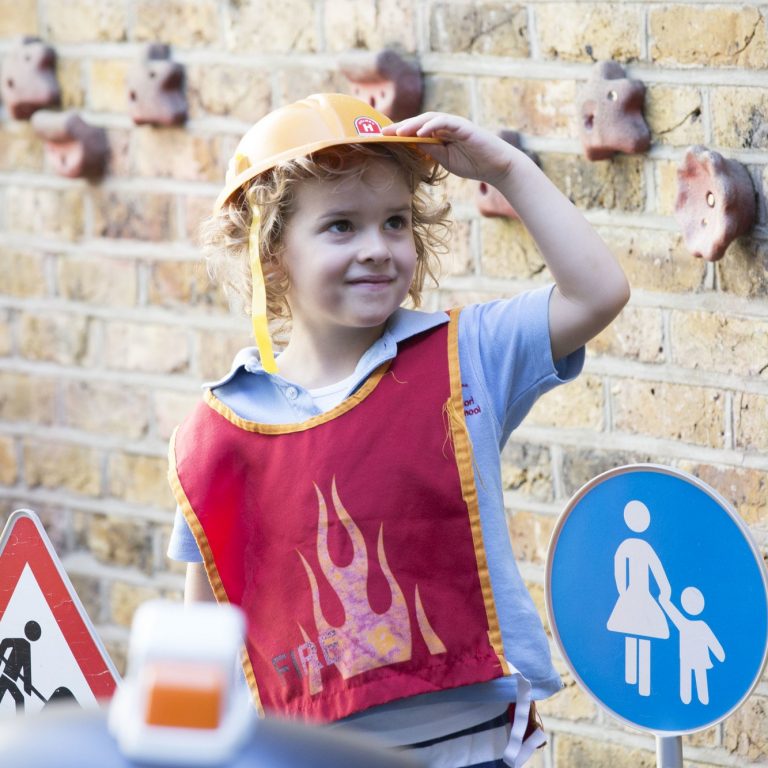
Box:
0 0 38 36
183 194 216 242
109 581 164 628
57 256 137 306
0 249 47 298
224 0 317 53
276 69 344 107
197 328 254 381
528 375 604 430
5 187 84 241
613 380 724 448
89 59 131 113
44 0 127 43
536 3 642 62
0 436 18 485
722 693 768 761
0 373 56 424
480 218 545 279
422 75 472 117
132 128 219 183
507 509 555 566
147 259 226 310
644 85 704 147
153 390 201 441
734 393 768 452
134 0 219 48
500 443 554 502
103 322 189 374
91 190 174 241
24 439 102 497
60 380 150 440
0 311 11 356
670 311 768 378
555 735 656 767
108 452 173 508
478 78 577 139
0 122 44 172
429 2 529 56
80 514 151 571
601 227 706 294
717 238 768 299
650 5 768 68
677 462 767 527
711 86 768 150
57 57 86 110
537 663 598 721
19 312 90 365
591 306 664 363
541 153 646 212
187 64 272 123
654 159 680 217
324 0 416 53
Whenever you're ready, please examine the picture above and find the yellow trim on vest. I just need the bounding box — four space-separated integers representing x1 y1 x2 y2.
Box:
167 427 264 717
445 308 510 675
203 360 392 434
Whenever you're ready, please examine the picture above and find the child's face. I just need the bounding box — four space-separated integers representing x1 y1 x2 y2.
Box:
280 157 417 340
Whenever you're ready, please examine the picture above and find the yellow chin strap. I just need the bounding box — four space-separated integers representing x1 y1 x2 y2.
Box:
248 208 278 373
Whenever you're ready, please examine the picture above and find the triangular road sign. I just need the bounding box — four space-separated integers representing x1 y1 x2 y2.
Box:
0 509 119 716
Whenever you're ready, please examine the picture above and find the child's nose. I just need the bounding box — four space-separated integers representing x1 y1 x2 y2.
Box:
357 230 391 262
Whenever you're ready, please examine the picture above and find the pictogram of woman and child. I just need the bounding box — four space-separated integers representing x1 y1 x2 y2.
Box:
607 500 725 705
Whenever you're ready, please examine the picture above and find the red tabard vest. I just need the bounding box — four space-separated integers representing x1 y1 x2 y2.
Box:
169 311 510 722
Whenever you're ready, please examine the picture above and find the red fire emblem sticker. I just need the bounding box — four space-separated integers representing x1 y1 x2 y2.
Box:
354 117 383 136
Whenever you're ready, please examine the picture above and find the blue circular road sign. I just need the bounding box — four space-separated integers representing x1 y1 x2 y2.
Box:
546 464 768 734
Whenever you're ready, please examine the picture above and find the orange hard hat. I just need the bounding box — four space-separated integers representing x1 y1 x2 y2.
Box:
214 92 440 211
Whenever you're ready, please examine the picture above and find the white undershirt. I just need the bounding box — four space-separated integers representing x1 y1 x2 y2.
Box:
306 371 359 411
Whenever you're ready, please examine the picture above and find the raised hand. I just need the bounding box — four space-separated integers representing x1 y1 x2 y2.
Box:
383 112 520 188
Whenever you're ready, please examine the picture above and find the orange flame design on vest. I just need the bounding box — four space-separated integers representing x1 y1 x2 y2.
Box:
297 477 446 694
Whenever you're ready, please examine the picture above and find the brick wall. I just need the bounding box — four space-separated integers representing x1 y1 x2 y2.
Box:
0 1 766 764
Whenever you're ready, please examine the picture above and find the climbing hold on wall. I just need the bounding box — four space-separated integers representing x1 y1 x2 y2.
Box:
126 44 187 127
674 145 757 261
579 61 650 161
31 110 109 180
338 49 422 122
0 37 61 120
476 131 539 220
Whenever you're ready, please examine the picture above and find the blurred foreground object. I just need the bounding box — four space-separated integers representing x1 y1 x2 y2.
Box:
31 110 109 179
127 43 187 126
339 49 422 121
0 599 423 767
0 36 61 120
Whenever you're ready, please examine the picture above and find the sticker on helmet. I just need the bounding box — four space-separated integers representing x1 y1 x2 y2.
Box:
354 117 383 136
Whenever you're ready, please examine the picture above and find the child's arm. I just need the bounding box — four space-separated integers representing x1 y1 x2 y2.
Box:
385 113 630 360
659 595 684 629
184 562 216 604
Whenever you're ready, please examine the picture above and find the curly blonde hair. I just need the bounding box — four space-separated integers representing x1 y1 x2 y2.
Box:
200 142 451 339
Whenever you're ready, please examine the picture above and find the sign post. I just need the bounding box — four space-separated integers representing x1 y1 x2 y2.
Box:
546 464 768 766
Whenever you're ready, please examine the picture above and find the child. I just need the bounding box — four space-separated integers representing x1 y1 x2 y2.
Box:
660 587 725 706
167 93 630 767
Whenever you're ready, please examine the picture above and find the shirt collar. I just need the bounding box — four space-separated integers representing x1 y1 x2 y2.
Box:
203 308 450 389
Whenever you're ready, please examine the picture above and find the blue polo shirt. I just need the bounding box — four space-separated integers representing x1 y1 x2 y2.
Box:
168 285 584 742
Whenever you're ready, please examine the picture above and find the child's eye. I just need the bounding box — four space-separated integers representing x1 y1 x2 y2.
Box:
384 215 409 230
328 220 353 234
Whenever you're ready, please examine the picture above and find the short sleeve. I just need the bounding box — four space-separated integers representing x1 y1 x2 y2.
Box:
167 506 203 562
458 284 585 444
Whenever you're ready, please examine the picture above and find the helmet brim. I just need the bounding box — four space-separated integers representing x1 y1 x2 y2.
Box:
213 134 443 213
